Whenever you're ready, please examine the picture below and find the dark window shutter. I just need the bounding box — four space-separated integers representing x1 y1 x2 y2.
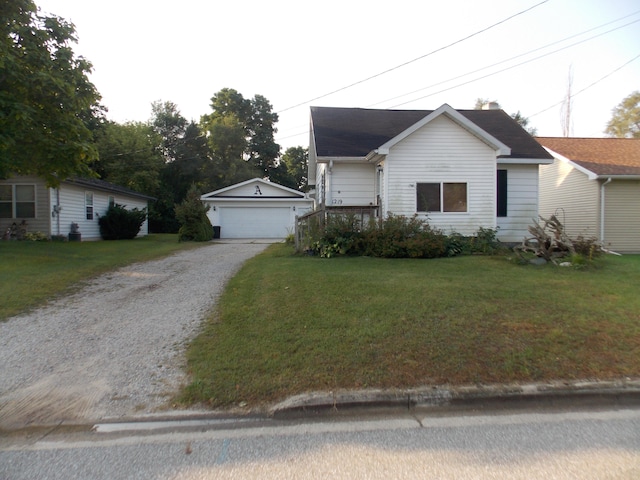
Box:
497 170 508 217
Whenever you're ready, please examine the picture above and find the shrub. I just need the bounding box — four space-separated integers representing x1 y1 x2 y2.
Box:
24 231 49 241
98 203 147 240
175 185 213 242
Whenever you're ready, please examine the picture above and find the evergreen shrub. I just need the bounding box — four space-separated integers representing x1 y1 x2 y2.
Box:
99 204 147 240
175 185 213 242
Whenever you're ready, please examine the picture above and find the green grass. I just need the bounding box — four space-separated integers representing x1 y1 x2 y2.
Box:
181 245 640 408
0 234 202 320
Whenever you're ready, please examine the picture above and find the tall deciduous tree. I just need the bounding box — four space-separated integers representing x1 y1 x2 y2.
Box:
0 0 103 185
281 146 309 191
200 88 280 183
93 121 164 195
605 91 640 138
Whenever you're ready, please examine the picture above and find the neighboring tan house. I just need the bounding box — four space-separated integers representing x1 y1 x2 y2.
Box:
0 176 154 240
201 178 313 239
537 137 640 254
309 104 554 243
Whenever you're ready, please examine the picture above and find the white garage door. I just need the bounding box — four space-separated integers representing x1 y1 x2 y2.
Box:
219 207 292 238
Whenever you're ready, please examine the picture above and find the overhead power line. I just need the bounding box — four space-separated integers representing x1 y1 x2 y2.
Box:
275 0 549 114
371 10 640 108
388 17 640 108
275 11 640 144
529 52 640 118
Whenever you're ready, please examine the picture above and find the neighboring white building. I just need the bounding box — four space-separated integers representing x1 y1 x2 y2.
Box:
201 178 313 239
308 104 554 242
538 137 640 254
0 176 153 240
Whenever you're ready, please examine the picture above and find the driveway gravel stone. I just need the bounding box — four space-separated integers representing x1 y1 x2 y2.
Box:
0 241 270 429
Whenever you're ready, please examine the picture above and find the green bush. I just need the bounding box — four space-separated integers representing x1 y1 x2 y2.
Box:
175 185 213 242
98 204 147 240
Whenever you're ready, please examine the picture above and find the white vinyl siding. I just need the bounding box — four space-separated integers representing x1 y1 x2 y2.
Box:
385 115 496 236
603 180 640 253
55 183 148 239
539 159 600 239
329 163 375 207
497 164 541 243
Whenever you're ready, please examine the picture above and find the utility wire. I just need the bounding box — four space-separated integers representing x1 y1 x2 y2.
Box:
275 0 549 114
371 10 640 108
389 17 640 107
274 12 639 143
529 52 640 118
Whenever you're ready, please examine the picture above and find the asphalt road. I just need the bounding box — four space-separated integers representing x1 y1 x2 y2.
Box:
2 406 639 479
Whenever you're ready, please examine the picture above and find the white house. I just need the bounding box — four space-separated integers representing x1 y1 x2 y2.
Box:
201 178 313 239
308 104 554 243
0 176 154 240
538 137 640 254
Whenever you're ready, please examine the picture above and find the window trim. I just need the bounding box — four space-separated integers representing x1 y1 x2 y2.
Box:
0 184 36 219
85 191 94 220
416 182 468 213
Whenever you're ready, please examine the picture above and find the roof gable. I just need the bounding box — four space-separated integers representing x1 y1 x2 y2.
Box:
537 137 640 177
201 178 307 199
310 106 552 160
377 104 510 156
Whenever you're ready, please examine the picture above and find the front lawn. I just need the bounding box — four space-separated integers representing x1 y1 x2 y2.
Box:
0 234 201 321
181 245 640 408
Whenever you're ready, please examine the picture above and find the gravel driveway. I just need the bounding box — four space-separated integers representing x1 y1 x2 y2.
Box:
0 241 270 429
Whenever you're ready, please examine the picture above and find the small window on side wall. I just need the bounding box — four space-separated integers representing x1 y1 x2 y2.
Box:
85 192 94 220
108 195 115 207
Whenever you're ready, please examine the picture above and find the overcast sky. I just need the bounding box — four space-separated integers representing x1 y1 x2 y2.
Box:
36 0 640 150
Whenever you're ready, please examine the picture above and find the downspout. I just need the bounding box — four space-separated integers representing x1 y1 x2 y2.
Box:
600 177 612 245
326 159 333 207
55 188 61 236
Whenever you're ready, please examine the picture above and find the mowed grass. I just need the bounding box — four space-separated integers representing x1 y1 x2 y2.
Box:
181 245 640 408
0 234 201 320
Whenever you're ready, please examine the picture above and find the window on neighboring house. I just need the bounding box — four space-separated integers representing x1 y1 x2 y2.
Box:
108 195 115 207
497 170 508 217
416 182 467 213
85 192 94 220
0 184 36 218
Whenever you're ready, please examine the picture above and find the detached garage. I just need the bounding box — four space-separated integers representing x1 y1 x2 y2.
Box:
201 178 313 239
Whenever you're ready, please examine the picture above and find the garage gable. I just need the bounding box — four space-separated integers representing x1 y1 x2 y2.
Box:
201 179 313 239
201 178 307 200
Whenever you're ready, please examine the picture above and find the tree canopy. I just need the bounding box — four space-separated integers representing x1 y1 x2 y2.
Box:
0 0 103 185
605 91 640 139
474 98 537 135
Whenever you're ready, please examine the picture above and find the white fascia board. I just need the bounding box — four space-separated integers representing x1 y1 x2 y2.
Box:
497 157 555 165
543 147 598 180
201 178 307 199
378 103 512 156
202 197 313 204
316 156 367 163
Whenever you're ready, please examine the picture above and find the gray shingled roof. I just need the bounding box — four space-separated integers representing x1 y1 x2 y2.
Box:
311 106 553 160
66 177 156 201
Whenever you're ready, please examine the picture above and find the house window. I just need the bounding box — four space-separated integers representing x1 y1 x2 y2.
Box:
85 192 94 220
417 182 467 212
108 195 115 207
497 170 508 217
0 184 36 218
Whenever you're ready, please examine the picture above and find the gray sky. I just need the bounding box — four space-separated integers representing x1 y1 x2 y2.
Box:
37 0 640 149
